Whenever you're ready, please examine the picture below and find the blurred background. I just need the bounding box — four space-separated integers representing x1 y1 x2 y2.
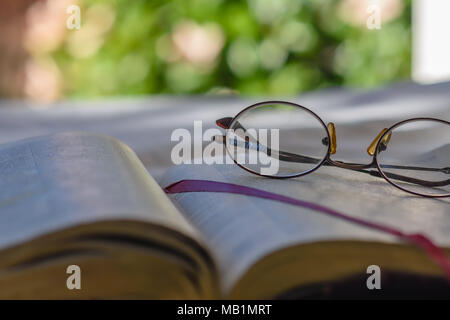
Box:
1 0 448 104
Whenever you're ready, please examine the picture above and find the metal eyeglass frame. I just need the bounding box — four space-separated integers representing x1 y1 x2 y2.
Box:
215 101 450 198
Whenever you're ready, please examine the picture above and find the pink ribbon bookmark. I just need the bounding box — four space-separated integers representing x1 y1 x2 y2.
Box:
164 179 450 280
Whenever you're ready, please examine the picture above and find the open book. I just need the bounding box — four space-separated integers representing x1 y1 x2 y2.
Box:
0 132 449 299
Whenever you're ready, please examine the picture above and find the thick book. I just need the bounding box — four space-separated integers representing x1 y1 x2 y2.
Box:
0 132 449 299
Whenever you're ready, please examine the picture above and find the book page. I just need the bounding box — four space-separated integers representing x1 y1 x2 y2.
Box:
0 132 201 250
160 146 450 294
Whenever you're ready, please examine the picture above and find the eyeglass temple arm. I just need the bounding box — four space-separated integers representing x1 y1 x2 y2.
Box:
215 118 449 187
279 150 449 187
363 169 450 188
213 132 322 164
216 117 323 164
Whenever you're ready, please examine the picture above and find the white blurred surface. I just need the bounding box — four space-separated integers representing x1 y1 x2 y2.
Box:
413 0 450 83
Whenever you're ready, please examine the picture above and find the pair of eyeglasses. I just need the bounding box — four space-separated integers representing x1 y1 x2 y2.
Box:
214 101 450 198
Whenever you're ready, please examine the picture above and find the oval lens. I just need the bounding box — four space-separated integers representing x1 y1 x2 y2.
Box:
225 102 329 177
376 119 450 197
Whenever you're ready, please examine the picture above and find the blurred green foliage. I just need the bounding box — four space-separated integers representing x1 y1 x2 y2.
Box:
54 0 411 97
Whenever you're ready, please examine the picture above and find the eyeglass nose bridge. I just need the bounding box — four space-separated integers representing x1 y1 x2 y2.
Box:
321 122 337 155
327 122 337 154
367 128 392 156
